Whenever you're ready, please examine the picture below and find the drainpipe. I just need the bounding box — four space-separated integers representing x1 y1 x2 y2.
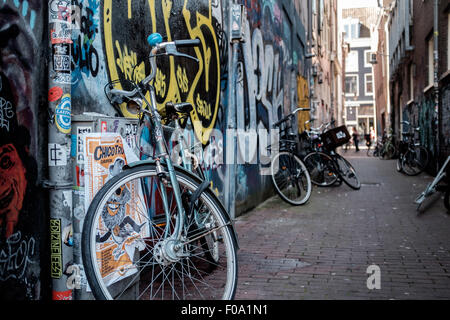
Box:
45 2 74 300
433 0 440 167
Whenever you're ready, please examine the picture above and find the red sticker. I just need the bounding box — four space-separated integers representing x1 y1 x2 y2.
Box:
52 290 72 300
49 87 63 102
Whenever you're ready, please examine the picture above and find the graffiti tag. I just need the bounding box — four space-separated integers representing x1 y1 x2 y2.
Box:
0 232 36 282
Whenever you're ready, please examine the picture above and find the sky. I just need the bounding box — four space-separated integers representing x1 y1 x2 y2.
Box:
340 0 379 9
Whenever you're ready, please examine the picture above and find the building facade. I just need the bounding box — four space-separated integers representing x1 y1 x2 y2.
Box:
309 0 343 128
387 0 450 170
341 7 379 138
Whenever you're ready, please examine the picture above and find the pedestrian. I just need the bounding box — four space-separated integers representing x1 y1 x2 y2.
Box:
352 127 360 152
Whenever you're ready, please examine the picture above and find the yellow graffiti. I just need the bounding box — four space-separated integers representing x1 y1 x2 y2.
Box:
176 66 189 93
182 0 220 144
115 41 145 83
103 0 220 141
297 75 310 133
196 94 212 120
154 68 167 97
128 0 132 19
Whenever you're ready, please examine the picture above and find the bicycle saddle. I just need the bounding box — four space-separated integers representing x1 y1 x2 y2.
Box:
165 102 193 117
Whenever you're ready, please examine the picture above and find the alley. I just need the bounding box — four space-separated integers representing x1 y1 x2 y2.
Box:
234 151 450 300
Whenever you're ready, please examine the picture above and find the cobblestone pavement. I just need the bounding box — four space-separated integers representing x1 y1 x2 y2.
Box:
233 150 450 300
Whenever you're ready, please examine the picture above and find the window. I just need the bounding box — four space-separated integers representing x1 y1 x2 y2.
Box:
345 75 359 96
365 74 373 95
347 50 359 72
365 51 372 68
343 18 360 40
428 37 434 86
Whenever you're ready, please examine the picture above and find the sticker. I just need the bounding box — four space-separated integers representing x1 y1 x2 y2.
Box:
52 290 72 301
55 94 71 134
50 219 62 279
76 126 92 164
84 133 145 287
53 72 71 84
48 143 68 167
101 121 108 133
49 86 63 102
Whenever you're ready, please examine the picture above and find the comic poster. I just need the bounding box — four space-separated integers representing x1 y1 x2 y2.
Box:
84 133 149 287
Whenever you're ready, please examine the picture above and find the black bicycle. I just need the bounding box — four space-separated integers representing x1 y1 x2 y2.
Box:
303 122 361 190
397 121 429 176
269 108 312 206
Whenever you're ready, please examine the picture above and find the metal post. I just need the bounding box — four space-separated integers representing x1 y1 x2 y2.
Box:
46 0 74 300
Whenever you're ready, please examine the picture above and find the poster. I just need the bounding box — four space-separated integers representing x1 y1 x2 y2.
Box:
84 133 149 287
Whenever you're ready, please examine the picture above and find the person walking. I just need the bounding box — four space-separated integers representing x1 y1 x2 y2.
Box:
352 127 360 152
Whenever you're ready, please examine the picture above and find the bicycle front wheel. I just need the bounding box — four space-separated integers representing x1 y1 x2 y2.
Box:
270 152 312 205
402 146 429 176
82 164 238 300
334 155 361 190
304 152 339 187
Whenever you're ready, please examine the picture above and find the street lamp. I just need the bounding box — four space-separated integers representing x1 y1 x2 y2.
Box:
369 51 390 65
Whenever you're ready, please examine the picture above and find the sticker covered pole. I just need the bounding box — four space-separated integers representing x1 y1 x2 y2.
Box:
46 0 74 301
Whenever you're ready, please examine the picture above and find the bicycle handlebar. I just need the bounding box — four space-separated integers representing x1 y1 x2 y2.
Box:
273 107 310 128
109 33 200 102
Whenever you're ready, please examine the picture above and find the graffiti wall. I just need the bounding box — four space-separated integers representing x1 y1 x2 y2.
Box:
230 0 309 212
0 0 46 300
69 0 309 215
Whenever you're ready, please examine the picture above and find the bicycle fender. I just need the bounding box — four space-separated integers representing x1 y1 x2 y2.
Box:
123 160 240 249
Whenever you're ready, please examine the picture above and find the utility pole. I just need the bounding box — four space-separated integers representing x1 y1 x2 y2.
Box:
45 1 74 300
225 2 245 219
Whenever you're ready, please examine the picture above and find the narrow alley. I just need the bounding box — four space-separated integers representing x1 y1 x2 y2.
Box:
235 151 450 300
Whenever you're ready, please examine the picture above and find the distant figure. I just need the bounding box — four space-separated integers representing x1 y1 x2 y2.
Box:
370 127 376 142
352 127 360 152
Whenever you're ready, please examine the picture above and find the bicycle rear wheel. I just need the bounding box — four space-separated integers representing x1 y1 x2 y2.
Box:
82 164 238 300
333 155 361 190
270 152 312 205
304 152 338 187
402 146 428 176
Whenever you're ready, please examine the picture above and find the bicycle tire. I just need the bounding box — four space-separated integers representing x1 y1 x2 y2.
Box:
82 164 238 300
402 146 428 176
333 154 361 190
384 143 396 159
304 152 339 187
270 152 312 205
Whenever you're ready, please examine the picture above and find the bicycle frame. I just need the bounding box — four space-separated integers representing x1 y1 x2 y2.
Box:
118 44 189 243
415 156 450 206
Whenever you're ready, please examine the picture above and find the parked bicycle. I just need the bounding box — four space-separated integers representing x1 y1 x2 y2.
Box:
415 155 450 212
377 129 396 160
269 108 313 206
302 122 361 190
397 121 429 176
82 33 238 300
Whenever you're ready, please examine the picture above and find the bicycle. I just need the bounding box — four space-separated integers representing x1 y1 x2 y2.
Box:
378 129 396 160
269 108 312 206
300 121 339 187
303 122 361 190
82 33 238 300
397 121 429 176
415 155 450 212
